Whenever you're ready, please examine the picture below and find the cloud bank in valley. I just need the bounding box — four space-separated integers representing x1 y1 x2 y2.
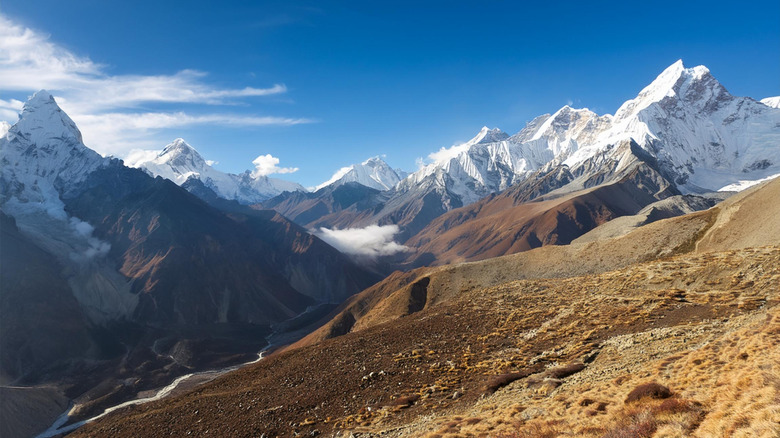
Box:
315 225 408 258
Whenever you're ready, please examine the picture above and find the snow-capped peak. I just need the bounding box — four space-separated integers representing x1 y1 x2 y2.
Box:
761 96 780 109
131 139 305 203
397 60 780 208
14 90 84 145
1 90 108 215
614 60 722 120
155 138 210 173
316 156 403 191
160 138 199 157
425 126 510 166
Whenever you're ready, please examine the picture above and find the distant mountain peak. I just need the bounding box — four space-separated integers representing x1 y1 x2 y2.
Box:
316 156 402 191
160 138 197 156
615 60 725 120
473 126 509 144
155 138 209 172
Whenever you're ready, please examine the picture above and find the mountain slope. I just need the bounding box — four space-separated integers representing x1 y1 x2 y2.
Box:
129 138 305 204
399 140 676 265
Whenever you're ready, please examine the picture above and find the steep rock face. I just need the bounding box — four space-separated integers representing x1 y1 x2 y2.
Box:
0 90 108 208
402 127 525 206
0 91 134 325
560 61 780 190
315 156 403 191
130 138 306 204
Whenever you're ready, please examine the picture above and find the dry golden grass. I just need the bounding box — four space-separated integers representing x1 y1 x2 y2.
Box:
389 247 780 438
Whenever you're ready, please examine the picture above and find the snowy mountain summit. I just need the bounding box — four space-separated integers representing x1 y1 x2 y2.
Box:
396 60 780 205
130 138 305 204
315 156 404 191
0 90 108 210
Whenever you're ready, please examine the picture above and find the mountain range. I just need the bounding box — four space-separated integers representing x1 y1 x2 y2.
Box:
260 61 780 255
125 61 779 251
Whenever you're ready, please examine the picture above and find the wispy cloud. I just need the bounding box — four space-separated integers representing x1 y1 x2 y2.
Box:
0 13 311 157
75 112 313 154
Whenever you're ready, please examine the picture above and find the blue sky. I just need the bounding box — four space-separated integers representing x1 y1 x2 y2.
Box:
1 0 778 186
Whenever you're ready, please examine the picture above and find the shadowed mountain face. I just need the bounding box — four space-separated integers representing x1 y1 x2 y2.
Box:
65 165 313 325
260 182 387 230
0 212 93 384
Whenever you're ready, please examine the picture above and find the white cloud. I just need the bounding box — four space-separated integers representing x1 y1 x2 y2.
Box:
427 144 469 163
315 224 408 258
0 13 310 157
252 154 299 176
123 149 162 167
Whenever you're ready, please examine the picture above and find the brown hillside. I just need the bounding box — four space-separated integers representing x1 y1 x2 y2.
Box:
72 245 780 438
404 161 673 266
